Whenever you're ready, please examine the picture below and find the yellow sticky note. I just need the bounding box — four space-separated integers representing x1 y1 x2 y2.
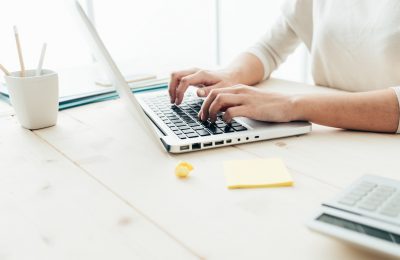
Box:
223 158 294 189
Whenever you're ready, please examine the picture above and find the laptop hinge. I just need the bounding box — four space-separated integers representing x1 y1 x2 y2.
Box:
160 137 171 152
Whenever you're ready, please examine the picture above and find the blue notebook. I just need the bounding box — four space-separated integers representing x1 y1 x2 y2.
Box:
0 83 167 111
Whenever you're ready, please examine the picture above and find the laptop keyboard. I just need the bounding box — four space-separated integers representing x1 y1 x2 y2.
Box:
142 93 247 139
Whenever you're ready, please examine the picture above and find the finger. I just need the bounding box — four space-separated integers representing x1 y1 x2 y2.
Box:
168 68 199 103
207 94 244 122
175 70 216 105
199 87 246 120
197 82 226 97
223 106 250 123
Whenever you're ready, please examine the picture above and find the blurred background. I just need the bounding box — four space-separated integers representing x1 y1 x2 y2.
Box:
0 0 310 97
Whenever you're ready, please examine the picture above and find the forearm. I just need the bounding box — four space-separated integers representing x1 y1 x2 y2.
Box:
224 52 265 86
294 88 400 133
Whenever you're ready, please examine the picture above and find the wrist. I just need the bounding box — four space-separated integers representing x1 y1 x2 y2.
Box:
290 95 308 121
219 67 242 84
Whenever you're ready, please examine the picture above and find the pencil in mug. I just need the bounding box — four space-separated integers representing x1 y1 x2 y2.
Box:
36 43 47 76
0 64 10 76
13 25 25 77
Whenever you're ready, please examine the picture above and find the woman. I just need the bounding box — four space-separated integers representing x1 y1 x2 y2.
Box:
168 0 400 133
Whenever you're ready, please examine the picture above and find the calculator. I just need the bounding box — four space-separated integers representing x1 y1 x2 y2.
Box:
307 175 400 257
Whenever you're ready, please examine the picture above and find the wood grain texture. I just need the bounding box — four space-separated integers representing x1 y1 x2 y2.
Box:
1 78 398 259
31 79 398 259
0 116 198 260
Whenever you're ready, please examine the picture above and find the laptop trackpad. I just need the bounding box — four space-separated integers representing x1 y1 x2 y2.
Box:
237 117 272 130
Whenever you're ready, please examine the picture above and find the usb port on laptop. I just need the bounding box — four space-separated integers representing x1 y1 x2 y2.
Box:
180 145 190 151
192 143 201 150
203 142 212 147
215 140 224 146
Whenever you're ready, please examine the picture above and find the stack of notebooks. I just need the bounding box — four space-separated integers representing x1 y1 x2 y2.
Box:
0 77 169 111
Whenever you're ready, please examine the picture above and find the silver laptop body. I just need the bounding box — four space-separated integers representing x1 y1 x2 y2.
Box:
74 1 311 153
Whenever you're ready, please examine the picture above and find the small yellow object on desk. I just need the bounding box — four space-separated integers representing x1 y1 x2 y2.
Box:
223 158 293 189
175 162 194 178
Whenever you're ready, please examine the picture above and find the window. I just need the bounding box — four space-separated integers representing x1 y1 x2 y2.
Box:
0 0 309 99
93 0 216 75
219 0 309 82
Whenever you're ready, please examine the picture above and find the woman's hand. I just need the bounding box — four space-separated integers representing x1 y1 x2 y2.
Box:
168 68 239 105
199 85 300 123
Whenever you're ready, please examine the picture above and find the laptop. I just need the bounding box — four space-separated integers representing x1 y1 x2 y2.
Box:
73 1 311 153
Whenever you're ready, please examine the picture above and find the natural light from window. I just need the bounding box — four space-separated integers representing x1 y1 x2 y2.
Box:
0 0 309 98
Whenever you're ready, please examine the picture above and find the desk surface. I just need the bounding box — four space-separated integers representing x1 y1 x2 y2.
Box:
1 78 399 260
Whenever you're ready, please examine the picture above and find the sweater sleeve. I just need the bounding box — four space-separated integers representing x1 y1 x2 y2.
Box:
246 16 301 80
246 0 313 80
391 86 400 133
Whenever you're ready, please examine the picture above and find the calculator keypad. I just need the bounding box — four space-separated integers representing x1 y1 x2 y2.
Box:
338 181 400 218
380 193 400 217
338 181 376 206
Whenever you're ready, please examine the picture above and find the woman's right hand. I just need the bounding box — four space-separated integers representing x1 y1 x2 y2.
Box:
168 68 238 105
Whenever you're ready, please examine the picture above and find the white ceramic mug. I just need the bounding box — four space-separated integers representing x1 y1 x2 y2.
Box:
5 69 59 130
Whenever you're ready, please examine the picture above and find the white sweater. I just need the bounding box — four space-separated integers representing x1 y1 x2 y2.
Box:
247 0 400 133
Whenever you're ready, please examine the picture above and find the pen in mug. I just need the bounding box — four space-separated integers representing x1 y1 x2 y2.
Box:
36 43 47 76
13 26 25 77
0 64 10 76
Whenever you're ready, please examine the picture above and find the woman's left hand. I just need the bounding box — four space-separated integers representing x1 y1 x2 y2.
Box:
199 85 301 123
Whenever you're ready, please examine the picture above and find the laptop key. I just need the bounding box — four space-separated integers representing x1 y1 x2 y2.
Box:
177 134 187 139
212 128 223 135
186 133 199 138
216 122 227 128
175 123 186 127
201 120 211 127
181 118 193 123
182 129 195 134
192 125 205 130
223 126 234 133
208 124 223 135
171 119 183 123
196 130 211 136
183 118 195 123
232 125 247 131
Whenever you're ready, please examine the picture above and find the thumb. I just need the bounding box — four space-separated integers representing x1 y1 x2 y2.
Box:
197 82 226 97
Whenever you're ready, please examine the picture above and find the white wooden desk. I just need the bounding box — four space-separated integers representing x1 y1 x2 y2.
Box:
1 79 399 260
